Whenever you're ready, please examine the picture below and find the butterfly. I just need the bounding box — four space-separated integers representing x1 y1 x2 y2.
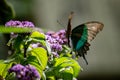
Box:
66 12 104 64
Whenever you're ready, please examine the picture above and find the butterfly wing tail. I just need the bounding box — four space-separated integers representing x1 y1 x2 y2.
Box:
77 42 90 65
82 53 88 65
78 49 88 65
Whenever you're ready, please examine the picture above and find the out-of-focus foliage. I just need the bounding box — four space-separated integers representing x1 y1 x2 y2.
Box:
0 0 15 25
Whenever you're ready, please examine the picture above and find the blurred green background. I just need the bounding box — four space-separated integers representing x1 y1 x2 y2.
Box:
0 0 120 80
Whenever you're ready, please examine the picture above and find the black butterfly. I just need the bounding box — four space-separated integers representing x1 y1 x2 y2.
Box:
66 12 104 64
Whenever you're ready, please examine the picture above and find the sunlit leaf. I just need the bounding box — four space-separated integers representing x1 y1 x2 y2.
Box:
30 47 48 70
5 72 16 80
0 60 13 78
0 26 33 33
54 57 81 77
30 31 45 40
59 66 73 80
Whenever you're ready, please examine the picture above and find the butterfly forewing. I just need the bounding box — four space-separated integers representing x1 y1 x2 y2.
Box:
85 21 104 41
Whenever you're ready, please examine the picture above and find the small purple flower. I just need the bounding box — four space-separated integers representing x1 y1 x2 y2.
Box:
5 20 23 27
46 31 55 36
63 38 68 44
8 64 26 79
25 65 40 78
57 29 66 35
22 21 35 28
9 64 25 72
5 20 35 28
57 39 64 44
9 64 40 80
51 43 61 51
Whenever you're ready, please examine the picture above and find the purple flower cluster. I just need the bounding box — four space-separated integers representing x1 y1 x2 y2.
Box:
5 20 35 28
46 30 67 57
9 64 40 80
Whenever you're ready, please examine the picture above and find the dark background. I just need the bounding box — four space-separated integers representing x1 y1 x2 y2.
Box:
0 0 120 80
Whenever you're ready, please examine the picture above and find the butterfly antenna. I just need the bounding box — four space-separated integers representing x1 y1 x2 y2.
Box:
57 20 65 28
66 12 74 47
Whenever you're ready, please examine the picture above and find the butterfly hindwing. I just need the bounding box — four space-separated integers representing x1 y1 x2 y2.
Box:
71 21 104 64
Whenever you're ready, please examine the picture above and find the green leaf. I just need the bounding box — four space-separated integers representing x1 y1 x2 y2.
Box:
5 72 16 80
46 76 55 80
0 26 33 33
30 31 45 40
4 58 15 63
59 45 72 57
30 47 48 70
26 47 48 79
25 55 43 71
54 57 81 77
28 31 46 47
29 38 46 47
0 60 13 78
59 67 73 80
12 35 23 51
45 57 81 79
